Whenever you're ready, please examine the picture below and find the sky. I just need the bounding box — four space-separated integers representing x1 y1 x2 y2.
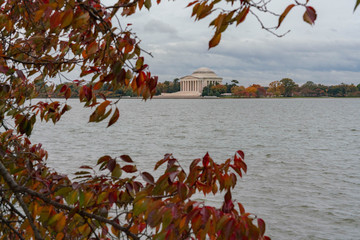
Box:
116 0 360 86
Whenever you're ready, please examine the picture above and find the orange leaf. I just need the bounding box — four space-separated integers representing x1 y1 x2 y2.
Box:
209 33 221 49
138 0 144 9
86 41 98 55
55 213 66 232
97 100 110 116
277 4 295 28
107 107 119 127
34 9 45 22
93 81 103 90
55 233 64 240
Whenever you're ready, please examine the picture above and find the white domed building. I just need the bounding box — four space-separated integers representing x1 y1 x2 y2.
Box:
180 67 223 94
159 67 223 98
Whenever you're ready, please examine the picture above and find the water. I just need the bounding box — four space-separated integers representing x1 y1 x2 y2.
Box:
30 98 360 240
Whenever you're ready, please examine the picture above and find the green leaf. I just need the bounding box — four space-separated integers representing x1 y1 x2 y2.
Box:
355 0 360 11
79 190 85 207
111 164 122 178
144 0 152 9
55 187 72 197
96 192 109 204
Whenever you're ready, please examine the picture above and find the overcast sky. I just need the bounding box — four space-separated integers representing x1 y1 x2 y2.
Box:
118 0 360 86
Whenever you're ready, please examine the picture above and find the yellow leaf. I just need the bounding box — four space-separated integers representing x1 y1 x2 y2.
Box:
55 213 66 232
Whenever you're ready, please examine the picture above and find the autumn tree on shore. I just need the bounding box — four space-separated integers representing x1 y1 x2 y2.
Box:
1 0 359 239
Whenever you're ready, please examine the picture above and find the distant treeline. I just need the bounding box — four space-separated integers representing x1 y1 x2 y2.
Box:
158 78 360 98
36 78 360 98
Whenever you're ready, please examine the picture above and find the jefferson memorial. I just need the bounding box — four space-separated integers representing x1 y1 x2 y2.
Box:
160 67 223 97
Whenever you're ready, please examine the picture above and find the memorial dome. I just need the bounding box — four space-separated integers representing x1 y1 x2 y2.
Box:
191 67 218 78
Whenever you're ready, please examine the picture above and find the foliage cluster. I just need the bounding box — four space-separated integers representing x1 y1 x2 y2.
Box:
201 79 360 98
1 0 358 239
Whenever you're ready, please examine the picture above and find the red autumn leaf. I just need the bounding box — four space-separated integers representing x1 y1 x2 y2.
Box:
140 172 155 185
59 84 67 93
0 65 10 74
65 87 71 99
154 158 168 170
303 6 317 25
107 158 116 172
50 11 62 29
236 150 245 160
80 165 93 170
107 107 119 127
108 191 117 204
238 202 245 215
122 165 137 173
258 218 266 236
186 0 199 8
120 154 133 163
236 6 249 26
16 70 26 81
97 155 112 165
202 152 210 167
190 158 201 170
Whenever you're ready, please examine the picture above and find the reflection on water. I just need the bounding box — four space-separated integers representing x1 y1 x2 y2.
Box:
31 98 360 240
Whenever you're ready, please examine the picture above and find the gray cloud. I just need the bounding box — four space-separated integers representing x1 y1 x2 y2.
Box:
122 0 360 86
143 19 178 37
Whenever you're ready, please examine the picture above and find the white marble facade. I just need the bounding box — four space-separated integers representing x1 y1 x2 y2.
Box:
180 67 222 94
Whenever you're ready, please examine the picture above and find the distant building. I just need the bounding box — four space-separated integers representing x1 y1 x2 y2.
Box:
180 67 223 94
159 67 223 98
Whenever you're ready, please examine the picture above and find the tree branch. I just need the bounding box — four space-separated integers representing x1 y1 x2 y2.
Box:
0 161 43 240
0 215 25 240
0 160 139 240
